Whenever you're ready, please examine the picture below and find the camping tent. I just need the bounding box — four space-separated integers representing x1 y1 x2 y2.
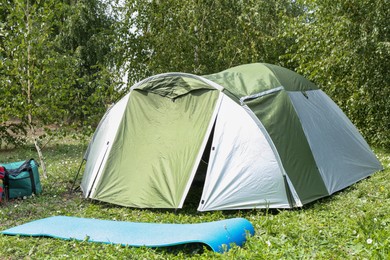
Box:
80 63 383 211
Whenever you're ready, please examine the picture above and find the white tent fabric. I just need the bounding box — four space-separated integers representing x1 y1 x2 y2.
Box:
81 94 130 196
288 90 383 194
198 94 290 211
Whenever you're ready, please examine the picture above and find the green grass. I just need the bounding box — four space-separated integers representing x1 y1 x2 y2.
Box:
0 138 389 259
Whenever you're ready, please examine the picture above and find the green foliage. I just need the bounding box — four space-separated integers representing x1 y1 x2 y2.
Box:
284 0 389 148
0 0 120 147
0 139 389 258
0 0 61 145
115 0 300 85
2 0 388 148
55 0 121 130
113 0 389 147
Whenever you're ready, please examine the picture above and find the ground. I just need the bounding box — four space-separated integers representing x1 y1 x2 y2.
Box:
0 137 389 259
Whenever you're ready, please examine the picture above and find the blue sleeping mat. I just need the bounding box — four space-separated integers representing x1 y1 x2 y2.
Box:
1 216 254 253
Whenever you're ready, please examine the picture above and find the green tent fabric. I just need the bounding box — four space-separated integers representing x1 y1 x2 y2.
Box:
94 89 219 208
245 90 329 204
81 64 383 211
204 63 318 98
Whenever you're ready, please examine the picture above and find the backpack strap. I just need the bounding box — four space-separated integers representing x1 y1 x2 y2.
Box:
20 159 37 194
28 168 37 194
6 159 34 176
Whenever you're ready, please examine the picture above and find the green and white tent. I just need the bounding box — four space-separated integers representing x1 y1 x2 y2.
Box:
81 63 383 211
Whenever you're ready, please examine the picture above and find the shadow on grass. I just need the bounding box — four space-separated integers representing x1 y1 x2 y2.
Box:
152 242 209 255
78 190 283 221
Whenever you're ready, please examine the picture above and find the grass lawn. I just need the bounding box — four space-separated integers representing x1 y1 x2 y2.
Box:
0 138 389 259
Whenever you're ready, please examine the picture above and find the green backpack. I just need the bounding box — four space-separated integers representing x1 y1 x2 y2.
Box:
2 159 42 199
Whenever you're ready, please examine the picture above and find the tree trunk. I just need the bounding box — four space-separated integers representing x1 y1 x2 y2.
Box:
26 0 47 178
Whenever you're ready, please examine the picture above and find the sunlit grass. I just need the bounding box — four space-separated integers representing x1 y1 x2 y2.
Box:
0 139 389 259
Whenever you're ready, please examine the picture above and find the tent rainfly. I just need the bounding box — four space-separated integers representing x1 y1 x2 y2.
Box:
81 63 383 211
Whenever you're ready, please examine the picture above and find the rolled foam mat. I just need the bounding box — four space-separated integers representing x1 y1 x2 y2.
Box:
1 216 254 253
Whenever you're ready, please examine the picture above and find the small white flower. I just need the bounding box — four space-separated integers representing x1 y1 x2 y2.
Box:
373 218 377 222
366 238 373 244
266 240 271 247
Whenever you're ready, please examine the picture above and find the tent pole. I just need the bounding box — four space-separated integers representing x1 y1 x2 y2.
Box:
70 159 85 193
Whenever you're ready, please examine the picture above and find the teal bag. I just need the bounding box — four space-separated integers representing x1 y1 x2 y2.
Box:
2 159 42 199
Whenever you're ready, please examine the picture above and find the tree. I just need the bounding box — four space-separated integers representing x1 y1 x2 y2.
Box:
0 0 65 175
0 0 120 173
284 0 389 148
55 0 121 130
0 1 28 147
114 0 302 86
